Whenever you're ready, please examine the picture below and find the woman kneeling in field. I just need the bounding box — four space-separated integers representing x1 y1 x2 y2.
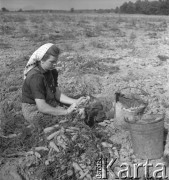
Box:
22 43 85 128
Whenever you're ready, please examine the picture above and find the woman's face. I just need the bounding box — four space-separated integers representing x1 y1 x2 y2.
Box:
41 55 58 71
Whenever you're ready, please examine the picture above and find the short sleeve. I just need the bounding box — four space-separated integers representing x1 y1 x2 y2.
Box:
29 75 46 100
52 69 58 87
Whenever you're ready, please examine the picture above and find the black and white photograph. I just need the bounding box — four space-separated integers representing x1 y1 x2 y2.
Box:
0 0 169 179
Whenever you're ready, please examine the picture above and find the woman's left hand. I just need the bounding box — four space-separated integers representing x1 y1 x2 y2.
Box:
74 96 90 108
67 103 77 114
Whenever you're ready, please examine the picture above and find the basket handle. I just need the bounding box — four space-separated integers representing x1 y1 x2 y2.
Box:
117 86 149 96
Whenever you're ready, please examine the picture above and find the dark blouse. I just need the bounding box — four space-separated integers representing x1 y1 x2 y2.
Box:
22 64 58 104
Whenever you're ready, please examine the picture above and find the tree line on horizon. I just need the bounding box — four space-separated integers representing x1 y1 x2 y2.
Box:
0 7 115 13
2 0 169 15
116 0 169 15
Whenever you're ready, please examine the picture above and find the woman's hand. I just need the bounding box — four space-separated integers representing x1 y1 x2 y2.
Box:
66 96 90 115
66 103 77 114
74 96 90 108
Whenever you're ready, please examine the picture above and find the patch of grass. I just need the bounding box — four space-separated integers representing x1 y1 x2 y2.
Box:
116 16 127 24
18 25 32 35
106 23 125 38
2 14 26 23
116 39 135 50
29 15 45 24
59 53 120 96
85 27 100 37
157 55 169 62
145 21 168 32
102 22 110 29
78 18 89 25
0 24 16 35
98 57 122 64
32 31 75 43
129 31 137 42
146 32 158 39
60 75 103 97
130 18 137 27
110 23 120 31
0 42 11 49
124 20 137 29
62 30 76 40
79 43 86 50
90 40 108 49
78 59 120 75
63 43 74 52
160 20 168 30
8 86 19 93
13 15 27 23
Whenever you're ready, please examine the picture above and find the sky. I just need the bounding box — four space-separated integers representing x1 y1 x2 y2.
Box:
0 0 138 10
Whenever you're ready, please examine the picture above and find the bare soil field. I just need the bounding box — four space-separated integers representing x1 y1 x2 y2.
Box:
0 12 169 179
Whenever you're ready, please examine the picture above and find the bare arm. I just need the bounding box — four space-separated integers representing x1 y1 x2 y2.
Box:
35 99 68 116
55 87 77 105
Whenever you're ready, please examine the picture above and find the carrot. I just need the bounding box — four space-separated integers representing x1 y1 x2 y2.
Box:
57 136 67 149
45 160 50 166
79 163 86 169
70 132 78 135
79 170 89 179
61 165 67 170
101 142 112 148
82 134 90 139
67 170 73 177
60 134 68 142
72 134 78 141
54 124 60 128
68 127 80 131
48 146 53 156
49 141 60 152
34 147 49 151
59 119 68 124
60 127 65 133
72 162 83 172
0 133 21 138
47 131 60 141
44 127 54 133
44 124 59 133
27 151 41 158
58 142 67 149
34 152 41 158
45 155 55 166
65 129 74 133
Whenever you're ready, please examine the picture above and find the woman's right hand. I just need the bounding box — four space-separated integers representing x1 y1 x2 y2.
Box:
74 96 90 108
66 96 90 115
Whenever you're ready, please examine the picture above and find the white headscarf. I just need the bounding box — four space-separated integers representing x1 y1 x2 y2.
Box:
23 43 54 79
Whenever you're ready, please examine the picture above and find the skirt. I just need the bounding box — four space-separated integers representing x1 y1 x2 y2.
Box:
22 103 58 129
